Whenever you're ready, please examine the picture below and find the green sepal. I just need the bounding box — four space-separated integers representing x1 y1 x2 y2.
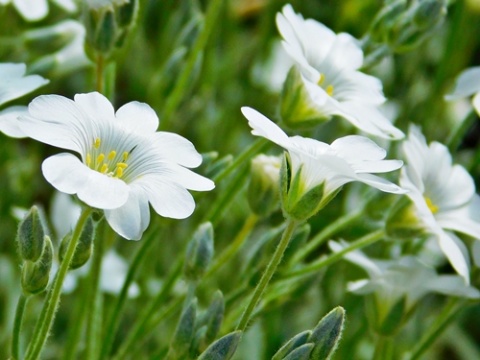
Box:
368 0 407 43
183 222 214 281
288 182 325 222
169 298 197 359
309 306 345 360
281 343 314 360
17 206 46 262
412 0 446 30
198 330 242 360
59 215 95 270
21 236 53 295
385 197 426 240
280 66 331 129
378 296 406 336
272 330 311 360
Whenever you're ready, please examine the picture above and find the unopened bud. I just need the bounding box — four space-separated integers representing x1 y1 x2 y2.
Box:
198 330 242 360
412 0 446 30
272 330 311 360
183 223 214 281
21 236 53 295
169 298 197 359
308 306 345 360
248 154 281 217
17 206 47 262
59 215 95 269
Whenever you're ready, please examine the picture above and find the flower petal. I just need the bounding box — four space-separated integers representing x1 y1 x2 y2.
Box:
150 163 215 191
241 106 290 147
74 92 115 126
116 101 159 134
357 173 407 194
0 63 48 105
437 231 470 284
20 94 89 153
42 153 129 209
104 187 150 240
148 132 203 168
427 275 480 299
0 106 27 138
445 67 480 100
138 175 196 219
13 0 48 21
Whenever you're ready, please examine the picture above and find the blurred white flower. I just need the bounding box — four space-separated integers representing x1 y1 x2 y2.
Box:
0 63 48 138
329 240 480 313
400 125 480 283
0 0 76 22
276 4 404 139
445 66 480 115
19 92 214 240
242 107 405 219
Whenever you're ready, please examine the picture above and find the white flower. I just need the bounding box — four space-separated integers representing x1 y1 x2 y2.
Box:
400 125 480 283
329 240 480 314
0 0 76 22
445 66 480 116
276 4 404 140
242 107 405 219
18 92 214 240
0 63 49 138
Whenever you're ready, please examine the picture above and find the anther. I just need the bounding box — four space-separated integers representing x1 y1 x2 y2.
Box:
318 73 325 85
108 150 116 160
86 154 92 167
100 164 109 173
96 153 105 164
116 162 128 169
122 151 129 161
326 85 334 96
94 138 101 149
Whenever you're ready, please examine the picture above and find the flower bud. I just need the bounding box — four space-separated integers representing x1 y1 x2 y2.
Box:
248 154 281 217
203 290 225 346
183 223 214 281
59 215 95 269
21 236 53 295
280 66 331 129
412 0 446 30
17 206 47 262
368 0 407 43
169 298 197 359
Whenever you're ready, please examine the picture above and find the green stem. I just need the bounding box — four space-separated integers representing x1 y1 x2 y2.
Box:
204 214 258 278
408 299 466 360
161 0 224 128
447 110 476 153
96 54 105 93
25 207 94 360
112 258 183 359
283 229 385 280
11 293 29 360
85 222 106 360
100 225 159 359
373 335 394 360
212 138 268 184
289 209 363 266
236 218 298 332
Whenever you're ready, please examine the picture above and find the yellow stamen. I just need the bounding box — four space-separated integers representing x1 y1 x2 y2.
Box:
108 150 116 160
116 162 128 169
100 164 109 174
86 154 92 167
123 151 129 161
318 73 325 85
326 84 334 96
94 138 101 149
116 167 124 178
96 153 105 164
425 197 439 214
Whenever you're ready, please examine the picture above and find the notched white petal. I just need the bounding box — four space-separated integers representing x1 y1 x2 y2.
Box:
116 101 159 134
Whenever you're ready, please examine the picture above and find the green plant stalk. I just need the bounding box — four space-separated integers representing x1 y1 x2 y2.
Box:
289 209 363 266
25 207 94 360
447 110 476 153
96 54 105 93
11 293 29 360
112 258 183 359
408 299 466 360
373 335 394 360
236 218 298 332
100 225 159 359
161 0 224 128
283 229 385 279
85 222 106 360
212 138 268 184
204 214 258 278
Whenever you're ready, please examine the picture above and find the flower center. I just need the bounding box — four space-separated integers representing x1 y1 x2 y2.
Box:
85 137 129 178
318 73 335 96
424 196 439 214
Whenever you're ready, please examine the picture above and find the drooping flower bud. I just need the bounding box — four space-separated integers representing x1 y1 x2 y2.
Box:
248 154 281 217
17 206 47 262
183 223 214 281
59 215 95 269
21 236 54 295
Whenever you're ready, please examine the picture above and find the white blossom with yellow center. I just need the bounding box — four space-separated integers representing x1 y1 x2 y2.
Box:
276 4 404 140
400 125 480 284
19 92 214 240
